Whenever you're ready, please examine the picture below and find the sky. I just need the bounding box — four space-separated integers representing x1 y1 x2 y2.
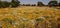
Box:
1 0 60 5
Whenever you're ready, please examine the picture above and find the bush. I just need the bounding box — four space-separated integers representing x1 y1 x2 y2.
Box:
23 4 26 6
26 4 30 6
31 4 36 6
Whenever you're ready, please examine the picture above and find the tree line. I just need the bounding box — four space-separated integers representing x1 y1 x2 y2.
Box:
37 1 60 7
0 0 60 8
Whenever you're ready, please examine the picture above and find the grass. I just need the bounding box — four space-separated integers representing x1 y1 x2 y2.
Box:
0 6 60 28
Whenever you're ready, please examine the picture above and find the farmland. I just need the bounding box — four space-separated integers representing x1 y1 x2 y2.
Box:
0 6 60 28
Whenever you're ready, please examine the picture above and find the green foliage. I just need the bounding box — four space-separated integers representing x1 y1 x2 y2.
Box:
0 1 10 8
0 0 20 8
2 1 10 8
36 17 44 22
11 0 20 7
59 2 60 6
37 2 45 6
0 1 2 8
48 1 58 7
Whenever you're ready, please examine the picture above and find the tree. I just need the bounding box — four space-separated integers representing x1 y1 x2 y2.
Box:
25 4 30 6
23 4 26 6
4 1 10 7
59 2 60 6
0 1 10 8
37 2 45 6
11 0 20 7
2 1 10 8
31 4 36 6
0 1 2 8
48 1 58 7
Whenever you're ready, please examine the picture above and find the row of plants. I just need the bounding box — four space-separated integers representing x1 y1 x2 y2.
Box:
21 1 60 7
37 1 60 7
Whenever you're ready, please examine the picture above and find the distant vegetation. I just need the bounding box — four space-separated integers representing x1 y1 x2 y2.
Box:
48 1 58 7
0 0 60 8
0 1 10 8
37 1 45 6
0 0 20 8
59 2 60 6
11 0 20 7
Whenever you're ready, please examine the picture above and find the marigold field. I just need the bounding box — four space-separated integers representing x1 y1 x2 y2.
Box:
0 6 60 28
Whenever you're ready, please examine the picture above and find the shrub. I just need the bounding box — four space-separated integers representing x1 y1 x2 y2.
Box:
31 4 36 6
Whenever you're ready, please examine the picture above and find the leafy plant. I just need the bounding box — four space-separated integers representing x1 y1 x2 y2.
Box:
36 17 45 22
